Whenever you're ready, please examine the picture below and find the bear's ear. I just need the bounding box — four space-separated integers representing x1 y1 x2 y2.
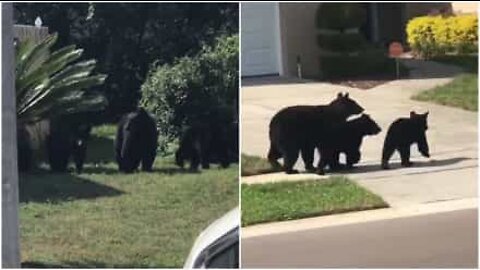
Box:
410 111 416 118
425 111 429 117
337 92 343 98
344 92 349 98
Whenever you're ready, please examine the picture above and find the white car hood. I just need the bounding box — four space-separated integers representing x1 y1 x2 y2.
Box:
184 207 239 268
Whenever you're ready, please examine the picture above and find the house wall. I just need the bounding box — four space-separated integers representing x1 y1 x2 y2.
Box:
277 2 473 79
279 2 322 78
404 3 453 18
451 2 478 14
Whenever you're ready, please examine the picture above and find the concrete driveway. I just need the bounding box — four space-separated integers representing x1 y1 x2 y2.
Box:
241 60 477 207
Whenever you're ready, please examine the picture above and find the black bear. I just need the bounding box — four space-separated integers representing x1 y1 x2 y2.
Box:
317 114 381 173
268 92 364 174
115 108 158 173
381 111 430 169
47 115 92 173
175 122 238 171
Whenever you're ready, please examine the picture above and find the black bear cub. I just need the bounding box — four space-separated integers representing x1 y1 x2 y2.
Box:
268 92 364 174
381 111 430 169
47 115 92 174
318 113 381 172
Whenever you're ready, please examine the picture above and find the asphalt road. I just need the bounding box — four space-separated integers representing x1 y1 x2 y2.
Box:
241 208 478 268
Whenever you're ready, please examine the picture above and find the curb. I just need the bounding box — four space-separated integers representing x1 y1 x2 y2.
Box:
242 198 477 239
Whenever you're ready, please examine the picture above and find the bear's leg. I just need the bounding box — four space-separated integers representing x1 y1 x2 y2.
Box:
346 150 361 169
399 147 413 167
190 147 201 171
175 149 185 168
198 137 211 169
381 146 395 169
141 149 156 172
283 146 299 174
417 134 430 158
217 140 231 169
267 142 282 168
300 144 315 172
219 152 230 169
123 158 139 173
72 139 87 174
316 147 334 175
329 151 343 171
201 149 211 169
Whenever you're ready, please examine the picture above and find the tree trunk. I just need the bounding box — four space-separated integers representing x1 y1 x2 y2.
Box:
2 2 21 268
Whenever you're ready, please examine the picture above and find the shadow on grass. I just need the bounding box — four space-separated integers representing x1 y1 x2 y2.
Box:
79 164 231 176
19 169 124 204
79 165 119 175
22 260 177 268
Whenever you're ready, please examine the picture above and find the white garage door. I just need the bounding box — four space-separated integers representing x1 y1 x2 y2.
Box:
241 3 281 76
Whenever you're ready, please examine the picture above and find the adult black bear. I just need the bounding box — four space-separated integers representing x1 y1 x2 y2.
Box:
381 111 430 169
47 116 92 173
115 108 158 173
175 122 238 171
268 92 364 174
317 114 381 173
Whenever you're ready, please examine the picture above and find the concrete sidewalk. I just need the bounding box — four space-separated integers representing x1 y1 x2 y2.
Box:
241 60 477 207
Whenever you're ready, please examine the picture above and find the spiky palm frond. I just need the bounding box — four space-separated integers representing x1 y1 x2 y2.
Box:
15 33 108 124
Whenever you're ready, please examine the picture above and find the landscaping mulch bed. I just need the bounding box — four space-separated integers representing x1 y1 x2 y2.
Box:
328 74 404 90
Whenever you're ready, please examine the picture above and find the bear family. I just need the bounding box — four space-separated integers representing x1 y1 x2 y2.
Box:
175 122 238 171
268 92 364 174
317 113 382 173
115 108 159 173
382 111 430 169
47 114 92 173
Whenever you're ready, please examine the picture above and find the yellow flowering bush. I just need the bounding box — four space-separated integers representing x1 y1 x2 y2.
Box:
407 14 477 58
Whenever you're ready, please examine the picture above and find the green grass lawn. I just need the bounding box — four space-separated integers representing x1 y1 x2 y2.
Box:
412 55 478 111
241 177 387 227
19 125 238 268
241 153 282 176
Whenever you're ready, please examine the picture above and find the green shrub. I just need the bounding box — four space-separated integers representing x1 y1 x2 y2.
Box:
407 14 478 58
317 32 366 52
315 3 367 55
315 3 366 31
140 35 238 153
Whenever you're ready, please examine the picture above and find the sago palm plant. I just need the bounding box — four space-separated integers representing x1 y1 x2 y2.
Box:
15 33 107 124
